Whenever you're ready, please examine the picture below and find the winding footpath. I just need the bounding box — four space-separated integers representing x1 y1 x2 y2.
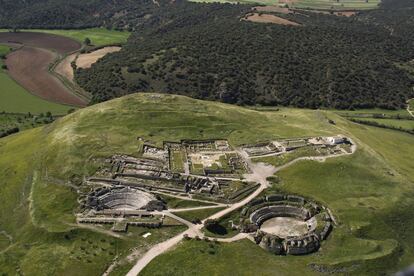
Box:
126 141 357 276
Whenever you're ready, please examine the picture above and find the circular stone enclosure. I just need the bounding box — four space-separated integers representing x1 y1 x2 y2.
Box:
250 204 315 238
242 194 334 256
260 217 311 238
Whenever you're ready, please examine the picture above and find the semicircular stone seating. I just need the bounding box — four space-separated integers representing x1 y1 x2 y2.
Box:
98 187 156 210
250 205 310 226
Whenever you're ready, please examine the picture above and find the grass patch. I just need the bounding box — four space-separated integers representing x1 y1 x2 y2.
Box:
170 150 186 173
0 113 57 136
160 194 214 209
173 207 226 223
203 209 241 238
253 146 321 167
350 117 414 132
141 236 397 276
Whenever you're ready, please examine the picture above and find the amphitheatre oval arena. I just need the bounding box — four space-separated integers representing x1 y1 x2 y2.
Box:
260 217 314 238
240 194 334 255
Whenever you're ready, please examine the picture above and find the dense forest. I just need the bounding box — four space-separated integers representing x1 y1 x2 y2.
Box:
1 0 414 109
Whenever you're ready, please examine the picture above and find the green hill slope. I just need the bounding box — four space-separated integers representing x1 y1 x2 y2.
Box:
0 93 413 275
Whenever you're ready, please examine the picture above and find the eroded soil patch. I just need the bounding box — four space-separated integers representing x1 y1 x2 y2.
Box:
76 46 121 69
243 13 300 26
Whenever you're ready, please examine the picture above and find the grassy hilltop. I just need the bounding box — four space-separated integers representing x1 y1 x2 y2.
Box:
0 93 413 275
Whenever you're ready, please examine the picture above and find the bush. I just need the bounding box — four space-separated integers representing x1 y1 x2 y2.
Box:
204 219 228 235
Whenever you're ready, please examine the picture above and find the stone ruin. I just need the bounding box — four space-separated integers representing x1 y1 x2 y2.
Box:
239 194 333 255
84 186 166 212
85 139 253 201
241 136 351 158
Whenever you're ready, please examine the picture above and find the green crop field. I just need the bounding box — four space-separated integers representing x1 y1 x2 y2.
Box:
189 0 380 10
335 108 411 117
334 108 414 133
0 93 413 275
0 46 74 114
352 117 414 131
287 0 381 10
0 28 130 47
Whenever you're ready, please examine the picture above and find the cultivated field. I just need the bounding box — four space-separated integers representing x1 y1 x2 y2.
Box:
0 45 74 114
281 0 381 10
243 13 300 25
0 28 130 114
0 32 80 54
0 32 87 107
0 94 412 275
0 28 131 47
76 46 121 69
190 0 380 10
335 109 414 134
5 46 86 106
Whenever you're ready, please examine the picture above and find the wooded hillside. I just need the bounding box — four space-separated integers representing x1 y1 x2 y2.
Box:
1 0 413 109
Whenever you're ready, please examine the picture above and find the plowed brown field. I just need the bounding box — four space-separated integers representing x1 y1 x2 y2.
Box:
5 47 86 106
0 32 80 54
0 32 86 106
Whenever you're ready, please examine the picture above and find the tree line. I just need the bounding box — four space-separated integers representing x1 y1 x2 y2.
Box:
1 0 414 109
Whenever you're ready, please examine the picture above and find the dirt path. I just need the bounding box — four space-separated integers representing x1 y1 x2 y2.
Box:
55 53 76 81
168 204 227 213
152 191 222 206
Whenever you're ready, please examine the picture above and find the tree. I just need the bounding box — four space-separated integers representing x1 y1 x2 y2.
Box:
84 37 92 46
